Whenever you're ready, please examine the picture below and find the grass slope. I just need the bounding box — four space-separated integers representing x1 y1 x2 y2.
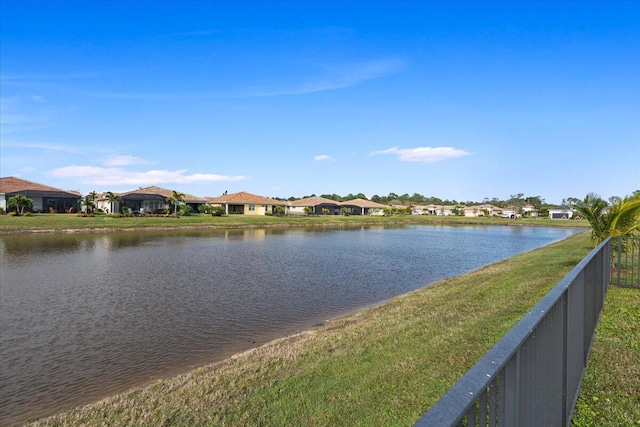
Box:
30 233 595 426
572 286 640 426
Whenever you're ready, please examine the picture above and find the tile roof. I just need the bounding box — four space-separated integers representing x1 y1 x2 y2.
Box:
340 198 389 209
288 196 341 206
0 176 81 196
119 186 206 203
206 191 286 205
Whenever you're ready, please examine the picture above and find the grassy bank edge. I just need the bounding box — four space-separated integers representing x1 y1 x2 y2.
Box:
0 213 589 234
27 232 630 426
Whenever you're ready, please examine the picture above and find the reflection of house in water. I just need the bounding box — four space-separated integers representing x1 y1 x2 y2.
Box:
0 176 81 213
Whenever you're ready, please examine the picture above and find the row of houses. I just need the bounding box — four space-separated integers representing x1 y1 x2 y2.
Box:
0 176 575 219
0 177 390 216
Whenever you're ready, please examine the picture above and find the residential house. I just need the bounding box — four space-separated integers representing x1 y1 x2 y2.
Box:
206 191 286 215
549 206 574 219
286 196 341 216
340 198 389 216
97 186 208 214
500 205 520 219
522 204 539 218
464 204 501 217
433 204 461 216
0 176 80 213
412 205 429 215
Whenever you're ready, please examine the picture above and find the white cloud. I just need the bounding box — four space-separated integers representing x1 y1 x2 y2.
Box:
314 154 335 161
371 146 471 163
49 165 247 186
102 155 155 167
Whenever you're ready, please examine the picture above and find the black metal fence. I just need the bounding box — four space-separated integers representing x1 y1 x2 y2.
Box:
414 238 612 426
611 236 640 288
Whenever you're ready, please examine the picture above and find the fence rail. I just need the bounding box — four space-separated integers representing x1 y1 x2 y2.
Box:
611 236 640 288
414 238 612 427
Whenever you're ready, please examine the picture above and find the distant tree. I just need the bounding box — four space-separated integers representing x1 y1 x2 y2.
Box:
355 193 367 200
273 205 285 216
525 196 544 207
321 207 330 215
303 206 313 216
7 194 34 215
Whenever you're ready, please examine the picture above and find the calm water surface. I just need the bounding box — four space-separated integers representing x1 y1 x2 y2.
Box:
0 225 582 425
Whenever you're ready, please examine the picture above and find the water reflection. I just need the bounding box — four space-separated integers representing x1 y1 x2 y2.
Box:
0 225 583 425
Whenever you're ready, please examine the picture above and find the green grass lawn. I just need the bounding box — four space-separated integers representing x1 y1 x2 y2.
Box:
30 232 617 426
0 212 589 233
571 286 640 426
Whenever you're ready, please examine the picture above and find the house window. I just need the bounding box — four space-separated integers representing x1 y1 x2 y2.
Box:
249 204 255 211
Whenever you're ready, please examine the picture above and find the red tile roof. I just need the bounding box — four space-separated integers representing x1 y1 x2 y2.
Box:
288 196 341 206
118 186 206 203
206 191 285 205
340 198 389 209
0 176 81 196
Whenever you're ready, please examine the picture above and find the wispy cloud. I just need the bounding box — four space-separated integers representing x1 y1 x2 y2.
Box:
314 154 336 162
102 155 156 167
250 58 406 97
2 141 82 154
49 165 247 187
371 146 471 163
1 72 102 82
71 58 406 100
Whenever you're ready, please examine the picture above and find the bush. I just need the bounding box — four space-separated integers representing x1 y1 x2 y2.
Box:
210 206 225 216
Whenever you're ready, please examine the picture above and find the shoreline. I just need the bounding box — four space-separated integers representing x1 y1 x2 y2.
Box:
0 215 589 235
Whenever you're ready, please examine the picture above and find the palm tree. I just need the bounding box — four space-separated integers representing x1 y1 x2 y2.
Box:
574 192 640 244
106 191 122 214
7 194 34 215
166 190 185 217
82 194 96 214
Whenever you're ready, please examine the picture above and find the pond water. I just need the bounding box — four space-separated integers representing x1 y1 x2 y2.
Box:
0 225 583 425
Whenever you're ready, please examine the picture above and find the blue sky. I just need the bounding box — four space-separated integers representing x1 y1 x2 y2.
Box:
1 1 638 204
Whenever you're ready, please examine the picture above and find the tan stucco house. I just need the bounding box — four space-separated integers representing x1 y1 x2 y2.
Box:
96 186 208 214
286 196 341 215
206 191 286 215
340 198 389 216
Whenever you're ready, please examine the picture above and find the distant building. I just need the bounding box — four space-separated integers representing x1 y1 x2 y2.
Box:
206 191 286 215
286 196 341 216
0 176 80 213
548 206 574 219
